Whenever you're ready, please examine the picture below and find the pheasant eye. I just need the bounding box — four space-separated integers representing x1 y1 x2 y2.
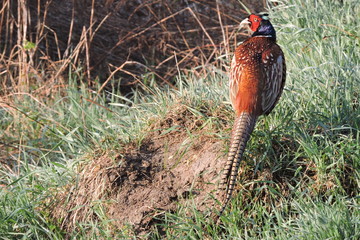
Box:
254 18 258 22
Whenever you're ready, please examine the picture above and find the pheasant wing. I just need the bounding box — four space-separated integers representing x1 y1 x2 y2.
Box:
229 55 242 109
261 46 286 115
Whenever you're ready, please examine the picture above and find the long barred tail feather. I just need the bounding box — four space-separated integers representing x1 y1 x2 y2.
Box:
218 112 257 216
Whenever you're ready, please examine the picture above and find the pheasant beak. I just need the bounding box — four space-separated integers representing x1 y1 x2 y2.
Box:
239 17 252 35
239 17 251 29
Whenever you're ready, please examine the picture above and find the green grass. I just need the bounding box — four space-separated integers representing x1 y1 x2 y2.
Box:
1 0 359 238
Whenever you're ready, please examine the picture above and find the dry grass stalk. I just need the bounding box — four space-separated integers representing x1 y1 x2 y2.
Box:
0 0 265 95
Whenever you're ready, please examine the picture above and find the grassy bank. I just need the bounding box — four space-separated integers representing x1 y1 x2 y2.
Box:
1 0 359 238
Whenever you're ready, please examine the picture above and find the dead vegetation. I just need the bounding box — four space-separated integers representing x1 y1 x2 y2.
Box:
0 0 265 95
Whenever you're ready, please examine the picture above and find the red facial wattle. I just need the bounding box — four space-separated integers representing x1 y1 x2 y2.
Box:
249 14 262 32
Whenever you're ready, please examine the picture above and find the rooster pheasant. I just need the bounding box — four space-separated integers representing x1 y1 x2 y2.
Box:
219 14 286 215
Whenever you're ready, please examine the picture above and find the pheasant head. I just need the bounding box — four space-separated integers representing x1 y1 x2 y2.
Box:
240 14 276 40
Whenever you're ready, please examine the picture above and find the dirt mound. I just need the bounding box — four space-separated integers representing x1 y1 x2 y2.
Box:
51 106 338 236
52 107 226 234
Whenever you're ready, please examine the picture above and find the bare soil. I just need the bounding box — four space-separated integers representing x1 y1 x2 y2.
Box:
52 107 226 234
108 135 224 232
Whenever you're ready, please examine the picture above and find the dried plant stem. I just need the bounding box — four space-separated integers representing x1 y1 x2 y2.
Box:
17 0 29 93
